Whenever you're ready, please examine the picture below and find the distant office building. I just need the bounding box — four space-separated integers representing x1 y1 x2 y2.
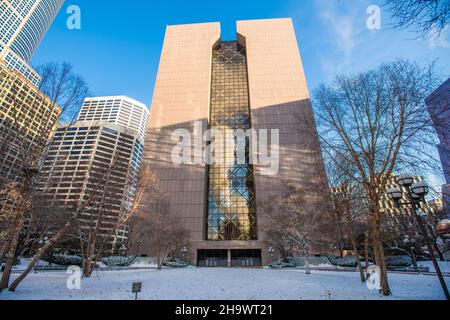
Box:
140 19 330 267
0 0 64 85
40 121 143 245
426 78 450 216
78 96 149 143
0 60 61 181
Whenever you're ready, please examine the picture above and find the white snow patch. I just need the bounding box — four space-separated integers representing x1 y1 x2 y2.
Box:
418 261 450 273
1 268 448 300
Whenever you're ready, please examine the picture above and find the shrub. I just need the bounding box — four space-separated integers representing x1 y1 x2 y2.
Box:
102 256 134 267
43 253 82 266
163 258 188 268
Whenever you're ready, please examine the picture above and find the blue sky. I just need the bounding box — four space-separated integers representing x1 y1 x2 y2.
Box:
32 0 450 107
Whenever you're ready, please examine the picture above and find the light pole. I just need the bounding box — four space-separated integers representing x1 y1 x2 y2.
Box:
35 236 49 273
181 247 188 264
268 246 275 265
136 237 143 257
268 246 281 269
387 176 450 300
403 235 418 273
119 244 127 257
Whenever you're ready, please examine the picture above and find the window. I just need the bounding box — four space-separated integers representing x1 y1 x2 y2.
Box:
206 42 257 241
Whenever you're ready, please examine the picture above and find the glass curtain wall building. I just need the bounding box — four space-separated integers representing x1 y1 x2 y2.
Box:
0 0 64 85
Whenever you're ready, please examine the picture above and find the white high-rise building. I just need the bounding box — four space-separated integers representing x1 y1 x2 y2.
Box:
78 96 149 143
41 122 142 245
40 96 149 249
0 0 64 85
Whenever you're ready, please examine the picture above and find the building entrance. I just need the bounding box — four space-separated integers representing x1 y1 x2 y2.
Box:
231 249 262 267
197 249 262 268
197 250 228 267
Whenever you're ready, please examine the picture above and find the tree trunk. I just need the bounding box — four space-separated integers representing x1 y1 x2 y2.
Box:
83 230 99 278
346 216 365 283
364 233 370 280
8 220 73 292
83 242 96 278
157 252 163 270
0 216 24 291
409 245 419 273
0 240 10 265
83 258 94 278
352 238 365 283
433 242 445 261
8 241 50 292
372 210 391 296
303 245 311 275
155 239 162 270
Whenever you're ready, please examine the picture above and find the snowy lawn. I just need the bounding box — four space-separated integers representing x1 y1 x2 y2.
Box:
418 261 450 273
1 268 448 300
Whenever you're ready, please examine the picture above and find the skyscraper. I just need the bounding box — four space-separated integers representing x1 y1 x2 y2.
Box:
40 121 142 246
39 96 148 247
0 60 61 222
78 96 149 144
0 60 61 181
140 18 330 267
0 0 64 85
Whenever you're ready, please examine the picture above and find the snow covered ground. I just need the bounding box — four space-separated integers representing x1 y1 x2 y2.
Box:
418 261 450 273
1 268 449 300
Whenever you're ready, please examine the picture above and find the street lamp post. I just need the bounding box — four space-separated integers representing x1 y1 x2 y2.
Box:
403 235 418 273
268 246 275 266
35 237 49 273
119 244 127 257
181 247 188 264
387 176 450 300
268 246 282 270
268 246 275 258
136 237 143 257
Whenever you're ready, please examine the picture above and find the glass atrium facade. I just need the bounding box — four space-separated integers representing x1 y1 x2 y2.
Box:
206 41 257 241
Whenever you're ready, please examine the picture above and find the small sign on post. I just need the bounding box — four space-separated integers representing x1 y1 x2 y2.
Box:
132 282 142 301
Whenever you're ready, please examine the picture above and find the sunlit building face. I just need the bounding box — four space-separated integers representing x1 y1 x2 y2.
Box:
0 0 64 85
140 19 329 267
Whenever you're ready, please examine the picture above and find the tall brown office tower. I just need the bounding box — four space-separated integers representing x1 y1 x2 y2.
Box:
141 18 329 266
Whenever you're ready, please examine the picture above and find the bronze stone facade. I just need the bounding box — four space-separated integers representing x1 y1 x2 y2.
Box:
141 18 329 266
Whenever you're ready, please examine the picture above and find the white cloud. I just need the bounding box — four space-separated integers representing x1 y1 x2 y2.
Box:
428 25 450 49
319 6 356 58
314 0 363 78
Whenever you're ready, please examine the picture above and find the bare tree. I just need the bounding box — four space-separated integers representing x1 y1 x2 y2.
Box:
384 0 450 37
263 226 295 262
0 62 89 291
313 59 440 295
167 227 190 261
78 163 157 278
330 178 369 282
129 177 190 270
262 182 332 275
382 206 420 269
36 62 89 123
6 157 156 291
326 154 371 281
